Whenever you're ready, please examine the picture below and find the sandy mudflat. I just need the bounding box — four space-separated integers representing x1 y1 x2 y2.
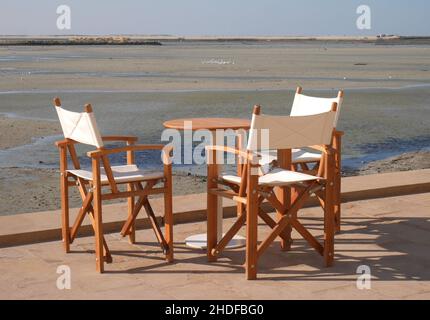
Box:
0 116 60 149
1 44 430 92
351 151 430 175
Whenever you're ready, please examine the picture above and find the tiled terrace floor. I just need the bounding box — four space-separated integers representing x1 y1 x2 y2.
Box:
1 193 429 299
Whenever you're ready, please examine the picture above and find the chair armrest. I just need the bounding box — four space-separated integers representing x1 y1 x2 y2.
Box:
307 131 343 153
333 130 344 137
307 145 336 155
56 136 138 148
55 139 77 147
87 144 166 157
307 145 326 153
55 139 69 147
324 146 335 156
101 135 138 143
205 145 259 162
161 145 174 165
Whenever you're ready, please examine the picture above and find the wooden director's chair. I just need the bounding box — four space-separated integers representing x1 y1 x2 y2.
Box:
258 87 343 232
207 104 337 280
53 98 173 273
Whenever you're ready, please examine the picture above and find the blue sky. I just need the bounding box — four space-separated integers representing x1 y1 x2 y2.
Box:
1 0 429 36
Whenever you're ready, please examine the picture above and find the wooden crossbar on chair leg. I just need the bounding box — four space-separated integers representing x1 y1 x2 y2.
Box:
120 180 157 236
258 187 292 243
143 199 169 254
69 179 112 263
86 209 113 263
120 194 147 236
212 213 246 257
70 191 93 242
208 189 294 249
258 210 292 244
315 193 326 210
257 183 315 259
260 186 323 255
290 219 323 255
300 162 310 171
120 180 171 258
257 218 291 260
212 195 265 257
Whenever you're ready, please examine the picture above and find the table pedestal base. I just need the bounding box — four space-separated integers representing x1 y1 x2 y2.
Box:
185 233 246 250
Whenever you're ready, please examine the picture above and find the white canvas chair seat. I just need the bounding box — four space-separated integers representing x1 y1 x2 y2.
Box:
222 168 320 187
259 148 322 163
68 164 164 185
293 148 322 162
258 148 322 174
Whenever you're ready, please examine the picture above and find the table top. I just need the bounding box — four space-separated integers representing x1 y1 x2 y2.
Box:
163 117 250 131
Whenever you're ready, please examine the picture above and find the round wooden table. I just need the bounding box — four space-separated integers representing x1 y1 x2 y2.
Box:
163 117 250 249
163 117 250 131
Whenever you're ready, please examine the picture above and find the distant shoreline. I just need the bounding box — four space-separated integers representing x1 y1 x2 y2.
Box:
1 35 430 46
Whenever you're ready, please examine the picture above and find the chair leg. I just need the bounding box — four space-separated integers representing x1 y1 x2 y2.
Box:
236 133 244 218
334 169 341 233
246 166 259 280
324 183 335 267
207 157 218 262
60 171 70 253
59 144 70 253
207 191 218 262
94 199 104 272
121 181 156 237
333 132 342 233
93 189 104 272
246 187 258 280
92 158 104 273
162 157 174 262
86 208 112 264
127 183 136 244
237 202 244 218
276 186 292 251
164 179 174 263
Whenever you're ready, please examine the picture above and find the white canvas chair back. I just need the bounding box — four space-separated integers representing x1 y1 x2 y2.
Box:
290 89 343 127
54 102 104 148
247 110 336 152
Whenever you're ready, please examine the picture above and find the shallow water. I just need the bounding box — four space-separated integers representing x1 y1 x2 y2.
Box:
0 86 429 174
